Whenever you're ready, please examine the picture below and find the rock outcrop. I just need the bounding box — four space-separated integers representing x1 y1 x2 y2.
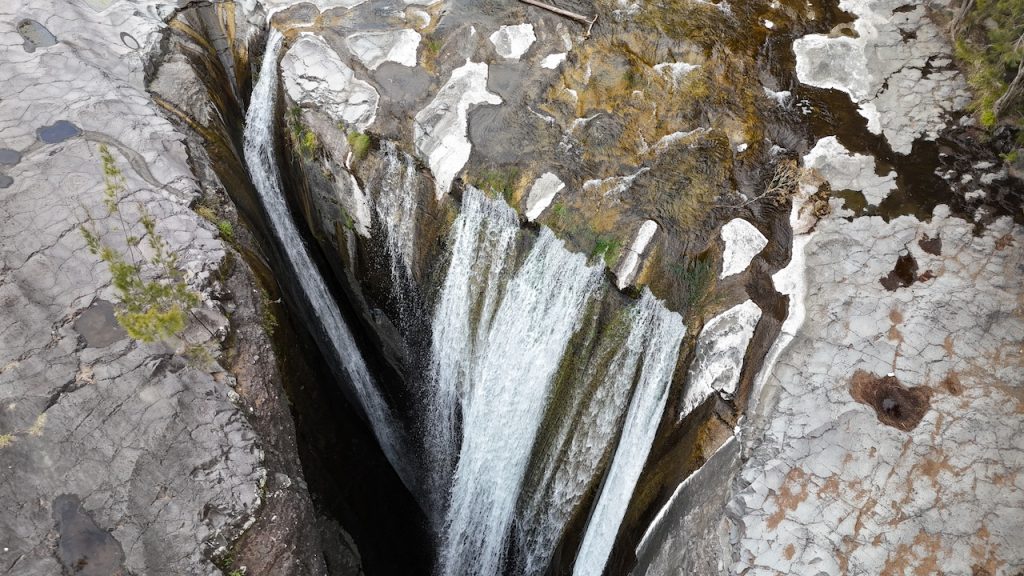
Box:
0 1 344 575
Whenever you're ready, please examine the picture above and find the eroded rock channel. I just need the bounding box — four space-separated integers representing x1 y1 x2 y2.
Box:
1 0 1022 575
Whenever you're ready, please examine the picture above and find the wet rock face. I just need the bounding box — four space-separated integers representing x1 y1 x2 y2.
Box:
849 370 932 431
52 495 127 576
879 252 919 290
72 300 128 348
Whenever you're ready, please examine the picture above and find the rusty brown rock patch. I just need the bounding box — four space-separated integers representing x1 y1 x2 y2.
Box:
918 233 942 255
850 370 933 431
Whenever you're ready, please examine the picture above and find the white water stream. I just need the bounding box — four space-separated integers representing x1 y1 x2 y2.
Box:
243 30 408 484
428 188 686 576
572 292 685 576
374 141 419 293
433 189 602 575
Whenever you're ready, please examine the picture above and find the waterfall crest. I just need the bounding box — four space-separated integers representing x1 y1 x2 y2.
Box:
431 188 603 576
515 289 683 575
374 141 419 295
572 291 685 576
242 30 408 484
425 186 520 520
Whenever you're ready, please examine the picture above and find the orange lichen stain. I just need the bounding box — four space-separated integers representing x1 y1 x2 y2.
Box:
910 531 944 576
994 233 1014 251
919 451 957 491
766 468 810 530
784 543 795 560
889 309 904 324
943 334 955 356
940 371 964 395
881 543 912 576
888 308 904 342
880 531 944 576
852 497 877 537
990 471 1018 487
970 524 1005 576
818 476 840 499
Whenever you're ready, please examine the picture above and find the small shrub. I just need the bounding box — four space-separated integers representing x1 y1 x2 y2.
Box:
951 1 1024 127
0 434 12 448
300 129 318 157
675 257 717 321
81 145 200 343
216 220 234 242
259 288 278 337
195 205 217 222
347 130 371 160
185 344 215 369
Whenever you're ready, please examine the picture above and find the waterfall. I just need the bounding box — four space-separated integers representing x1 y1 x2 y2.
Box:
572 292 685 576
424 186 519 521
515 290 684 576
431 189 603 575
374 141 419 299
242 30 408 484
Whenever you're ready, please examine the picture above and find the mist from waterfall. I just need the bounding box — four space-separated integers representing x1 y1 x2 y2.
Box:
242 29 409 485
245 33 687 576
426 188 686 576
425 186 520 523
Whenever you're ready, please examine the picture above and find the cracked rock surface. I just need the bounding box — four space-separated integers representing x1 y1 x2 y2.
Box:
793 0 972 154
728 205 1024 575
0 1 311 574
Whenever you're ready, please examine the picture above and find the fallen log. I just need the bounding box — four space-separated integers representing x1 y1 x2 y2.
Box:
518 0 598 36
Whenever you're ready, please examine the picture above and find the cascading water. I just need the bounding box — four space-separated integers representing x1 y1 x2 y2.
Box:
424 187 688 575
242 30 409 485
515 290 685 576
374 141 419 307
425 186 519 522
244 31 687 576
572 292 685 576
433 189 603 576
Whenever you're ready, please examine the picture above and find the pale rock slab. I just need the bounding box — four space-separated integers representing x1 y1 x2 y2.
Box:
719 219 767 278
804 136 897 205
615 220 659 289
792 0 971 154
541 52 567 69
489 24 536 60
679 300 762 419
282 34 379 129
524 172 565 220
730 208 1024 575
346 29 421 70
653 62 699 85
0 0 263 573
414 60 502 198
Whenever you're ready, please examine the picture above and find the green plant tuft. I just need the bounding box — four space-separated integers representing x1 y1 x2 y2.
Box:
81 145 200 343
259 288 278 337
347 130 371 160
470 167 521 202
216 220 234 241
674 257 718 321
592 235 623 267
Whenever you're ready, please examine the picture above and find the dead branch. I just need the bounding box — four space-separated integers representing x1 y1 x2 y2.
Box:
518 0 599 36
